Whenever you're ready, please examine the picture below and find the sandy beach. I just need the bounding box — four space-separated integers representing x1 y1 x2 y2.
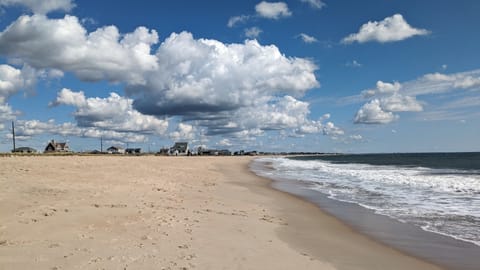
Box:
0 156 442 269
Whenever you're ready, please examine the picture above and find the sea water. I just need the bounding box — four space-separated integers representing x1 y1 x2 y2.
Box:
252 152 480 248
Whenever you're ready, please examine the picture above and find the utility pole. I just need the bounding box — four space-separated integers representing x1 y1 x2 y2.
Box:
100 137 103 153
11 121 16 152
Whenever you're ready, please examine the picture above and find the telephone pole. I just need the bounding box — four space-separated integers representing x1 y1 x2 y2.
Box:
11 121 16 152
100 137 103 153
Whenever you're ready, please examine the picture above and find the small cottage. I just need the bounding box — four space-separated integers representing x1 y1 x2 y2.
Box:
125 148 141 155
158 147 170 155
107 146 125 154
44 140 70 153
12 147 37 153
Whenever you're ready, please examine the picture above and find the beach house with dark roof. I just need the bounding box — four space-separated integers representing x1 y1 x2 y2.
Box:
107 146 125 154
44 140 70 153
125 148 141 155
170 142 189 155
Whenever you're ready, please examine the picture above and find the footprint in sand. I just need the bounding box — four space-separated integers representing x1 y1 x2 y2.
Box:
260 215 288 226
178 244 189 249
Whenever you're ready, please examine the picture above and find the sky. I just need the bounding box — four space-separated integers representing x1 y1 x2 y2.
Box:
0 0 479 153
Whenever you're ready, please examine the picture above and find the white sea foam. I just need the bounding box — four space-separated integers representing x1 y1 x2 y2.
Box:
253 157 480 246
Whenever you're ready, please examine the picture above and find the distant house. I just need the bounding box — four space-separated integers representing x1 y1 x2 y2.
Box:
157 147 170 155
107 146 125 154
125 148 141 155
199 149 218 156
170 142 189 156
218 149 232 156
234 150 245 156
197 147 231 156
44 140 70 153
12 147 37 153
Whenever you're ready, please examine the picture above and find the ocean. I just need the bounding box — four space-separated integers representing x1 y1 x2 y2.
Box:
251 152 480 269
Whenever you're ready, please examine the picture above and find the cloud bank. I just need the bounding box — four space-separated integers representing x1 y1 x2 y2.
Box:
13 119 148 143
127 31 319 120
0 12 348 145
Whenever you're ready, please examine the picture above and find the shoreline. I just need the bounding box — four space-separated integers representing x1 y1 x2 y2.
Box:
238 158 443 270
218 159 443 269
0 156 443 269
250 157 480 270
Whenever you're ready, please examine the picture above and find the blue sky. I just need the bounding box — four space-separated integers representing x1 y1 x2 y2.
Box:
0 0 479 153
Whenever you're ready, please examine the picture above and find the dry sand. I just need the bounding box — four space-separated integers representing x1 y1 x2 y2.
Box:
0 156 443 269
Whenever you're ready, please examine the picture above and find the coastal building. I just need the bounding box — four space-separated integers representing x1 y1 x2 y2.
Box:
158 147 170 155
233 150 245 156
197 147 231 156
12 147 37 153
170 142 189 156
125 148 141 155
107 146 125 154
218 149 232 156
44 140 70 153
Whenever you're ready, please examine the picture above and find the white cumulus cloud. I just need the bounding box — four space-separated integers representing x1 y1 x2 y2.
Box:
13 119 148 143
170 123 195 141
322 122 344 137
255 1 292 19
354 69 480 124
0 102 17 129
0 13 339 142
380 94 423 112
0 64 28 102
13 119 80 138
0 14 159 84
128 31 319 120
355 80 422 124
362 81 402 97
0 64 38 129
51 88 168 136
217 138 233 147
228 1 292 28
0 0 75 14
354 99 398 124
342 14 429 44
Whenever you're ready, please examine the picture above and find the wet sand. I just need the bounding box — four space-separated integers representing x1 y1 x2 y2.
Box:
269 178 480 270
0 156 442 269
